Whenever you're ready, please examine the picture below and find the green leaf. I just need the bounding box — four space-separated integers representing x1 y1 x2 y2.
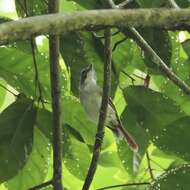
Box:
99 151 121 168
112 35 145 75
36 109 52 140
118 108 150 174
15 0 48 17
136 0 165 8
117 140 134 174
152 33 190 115
62 95 96 144
62 95 113 148
175 0 189 8
123 86 190 160
6 128 51 190
67 0 101 9
63 125 91 180
139 29 172 73
0 47 68 100
0 97 36 183
181 39 190 57
150 164 190 190
123 86 185 133
154 117 190 161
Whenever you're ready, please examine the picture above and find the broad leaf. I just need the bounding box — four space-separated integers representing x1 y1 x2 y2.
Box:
6 128 51 190
0 47 68 100
63 125 91 180
124 86 185 132
123 86 190 160
136 0 165 8
99 151 121 168
182 39 190 57
118 108 150 174
150 165 190 190
152 33 190 115
0 97 36 183
15 0 48 17
154 117 190 161
139 29 172 73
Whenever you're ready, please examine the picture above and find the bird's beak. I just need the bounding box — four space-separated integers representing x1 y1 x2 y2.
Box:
88 64 93 71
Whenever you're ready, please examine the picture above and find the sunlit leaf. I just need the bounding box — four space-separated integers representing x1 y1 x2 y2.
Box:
181 39 190 57
0 47 68 100
99 151 121 168
0 80 7 108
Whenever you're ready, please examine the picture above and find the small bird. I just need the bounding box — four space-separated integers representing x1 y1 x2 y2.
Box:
79 64 138 152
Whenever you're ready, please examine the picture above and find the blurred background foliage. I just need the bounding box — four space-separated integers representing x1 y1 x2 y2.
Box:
0 0 190 190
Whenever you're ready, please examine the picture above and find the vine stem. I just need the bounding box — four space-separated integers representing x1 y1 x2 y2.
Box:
48 0 63 190
82 29 112 190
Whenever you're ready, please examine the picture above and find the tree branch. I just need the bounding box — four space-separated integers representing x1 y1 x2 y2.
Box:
82 29 112 190
1 9 190 44
48 0 63 190
96 182 150 190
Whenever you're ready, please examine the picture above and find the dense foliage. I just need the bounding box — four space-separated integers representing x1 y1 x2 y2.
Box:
0 0 190 190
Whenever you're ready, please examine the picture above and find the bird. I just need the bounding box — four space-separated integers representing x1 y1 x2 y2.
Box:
79 64 138 152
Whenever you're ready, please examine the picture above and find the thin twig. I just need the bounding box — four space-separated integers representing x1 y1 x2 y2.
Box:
146 151 155 180
48 0 63 190
27 180 52 190
0 83 18 97
82 29 112 190
168 0 180 9
96 182 150 190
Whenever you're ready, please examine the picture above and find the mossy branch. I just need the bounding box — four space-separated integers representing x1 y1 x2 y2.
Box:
0 9 190 44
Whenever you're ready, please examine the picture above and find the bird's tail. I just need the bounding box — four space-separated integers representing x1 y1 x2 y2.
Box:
116 123 139 152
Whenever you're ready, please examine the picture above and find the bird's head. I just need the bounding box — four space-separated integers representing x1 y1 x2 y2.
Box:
80 64 96 87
